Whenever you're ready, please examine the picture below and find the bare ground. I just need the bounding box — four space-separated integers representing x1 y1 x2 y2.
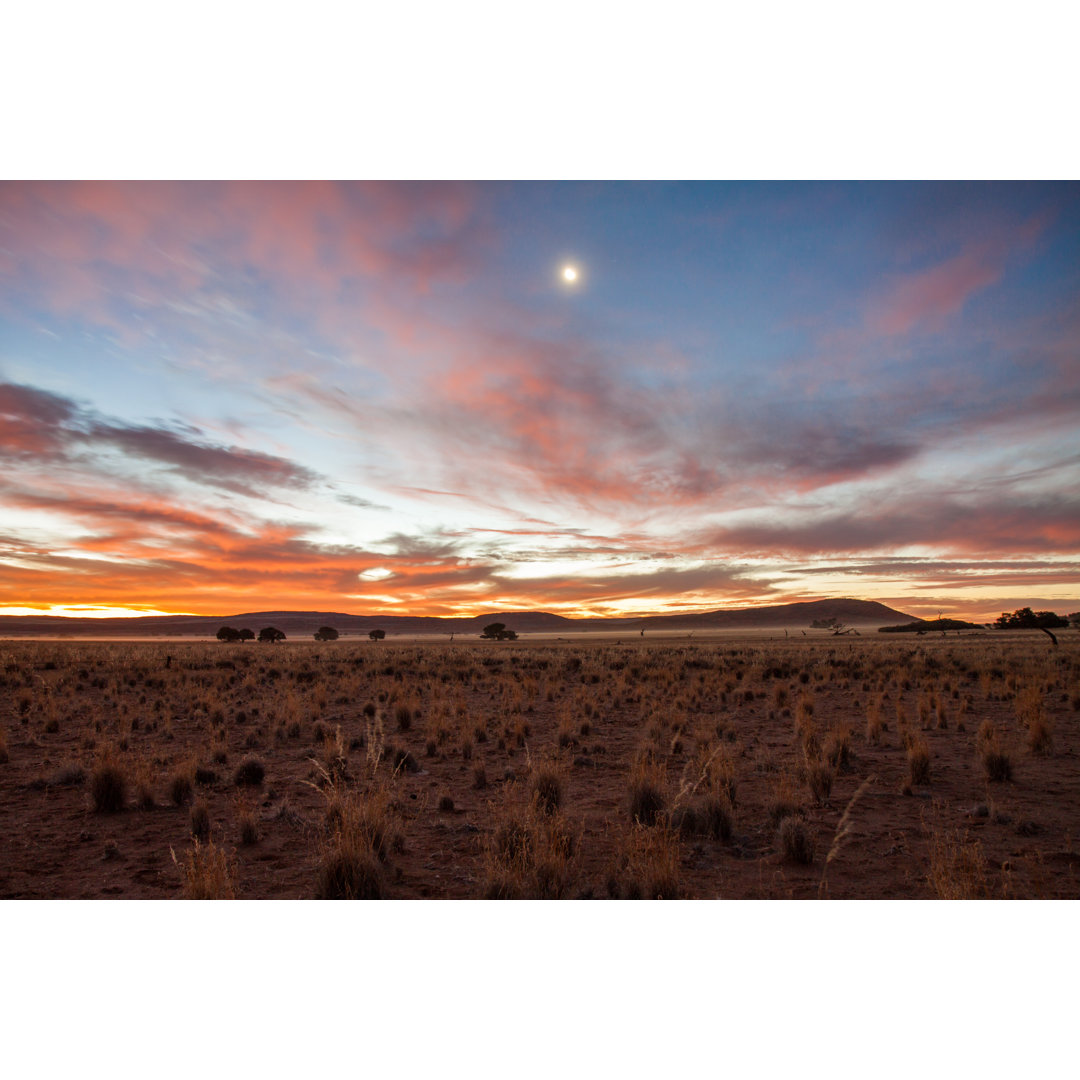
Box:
1 633 1077 899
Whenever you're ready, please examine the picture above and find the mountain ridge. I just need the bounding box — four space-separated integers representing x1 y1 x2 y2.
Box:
0 598 914 637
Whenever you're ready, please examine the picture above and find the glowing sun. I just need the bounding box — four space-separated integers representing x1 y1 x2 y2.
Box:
562 265 578 283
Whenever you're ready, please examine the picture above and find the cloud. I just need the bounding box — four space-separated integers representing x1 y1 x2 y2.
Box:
0 382 79 455
692 490 1080 559
0 182 490 333
0 381 317 496
866 215 1048 337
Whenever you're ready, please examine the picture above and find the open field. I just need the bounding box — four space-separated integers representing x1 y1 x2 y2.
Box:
2 633 1078 899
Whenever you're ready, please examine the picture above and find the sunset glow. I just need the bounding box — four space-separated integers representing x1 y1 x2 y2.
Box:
1 181 1077 622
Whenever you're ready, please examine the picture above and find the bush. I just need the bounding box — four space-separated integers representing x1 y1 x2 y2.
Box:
91 757 127 812
190 799 210 841
982 745 1013 782
234 756 266 787
778 816 814 864
316 845 383 899
673 794 732 842
169 770 194 805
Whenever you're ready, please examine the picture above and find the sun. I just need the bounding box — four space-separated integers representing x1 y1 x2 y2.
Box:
561 264 578 283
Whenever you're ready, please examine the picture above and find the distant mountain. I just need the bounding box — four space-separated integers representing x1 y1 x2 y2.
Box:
0 598 914 637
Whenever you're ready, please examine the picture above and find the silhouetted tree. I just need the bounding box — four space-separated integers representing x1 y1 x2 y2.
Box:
216 626 241 642
258 626 286 643
480 622 517 640
313 626 339 641
368 629 385 641
238 628 255 642
994 608 1067 630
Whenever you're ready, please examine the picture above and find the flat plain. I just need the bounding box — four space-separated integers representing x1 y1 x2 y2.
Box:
1 632 1077 899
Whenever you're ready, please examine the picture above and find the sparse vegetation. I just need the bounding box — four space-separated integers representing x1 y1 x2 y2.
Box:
3 633 1078 898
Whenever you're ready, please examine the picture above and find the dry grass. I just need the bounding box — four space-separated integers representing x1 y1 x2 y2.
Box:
906 736 931 786
607 822 682 899
483 795 578 899
767 771 803 828
805 755 835 804
313 779 399 899
778 816 814 864
530 758 564 814
628 754 667 826
927 826 990 899
174 838 236 899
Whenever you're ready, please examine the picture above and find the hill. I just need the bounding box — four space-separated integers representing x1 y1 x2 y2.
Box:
0 598 914 638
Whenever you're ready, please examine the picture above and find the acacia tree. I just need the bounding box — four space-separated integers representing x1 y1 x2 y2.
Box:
480 622 517 640
368 629 385 641
258 626 286 643
313 626 339 641
994 608 1067 629
238 628 255 642
216 626 241 642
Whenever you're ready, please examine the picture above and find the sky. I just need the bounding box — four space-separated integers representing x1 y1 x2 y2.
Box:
0 180 1078 621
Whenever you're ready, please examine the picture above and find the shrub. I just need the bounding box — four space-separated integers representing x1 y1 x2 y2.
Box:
316 845 383 900
388 746 418 774
169 769 194 805
673 793 732 842
778 816 814 864
982 744 1013 782
472 760 488 790
234 756 266 787
190 799 210 841
91 755 127 812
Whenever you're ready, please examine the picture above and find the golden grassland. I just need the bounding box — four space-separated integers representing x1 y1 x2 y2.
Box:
1 633 1077 898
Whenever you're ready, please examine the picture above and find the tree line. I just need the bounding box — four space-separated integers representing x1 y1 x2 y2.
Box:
216 626 387 643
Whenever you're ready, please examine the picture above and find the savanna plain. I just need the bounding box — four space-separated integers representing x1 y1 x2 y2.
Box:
2 633 1077 899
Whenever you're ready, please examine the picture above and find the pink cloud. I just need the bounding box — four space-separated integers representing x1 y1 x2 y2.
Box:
867 215 1048 337
0 181 488 329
